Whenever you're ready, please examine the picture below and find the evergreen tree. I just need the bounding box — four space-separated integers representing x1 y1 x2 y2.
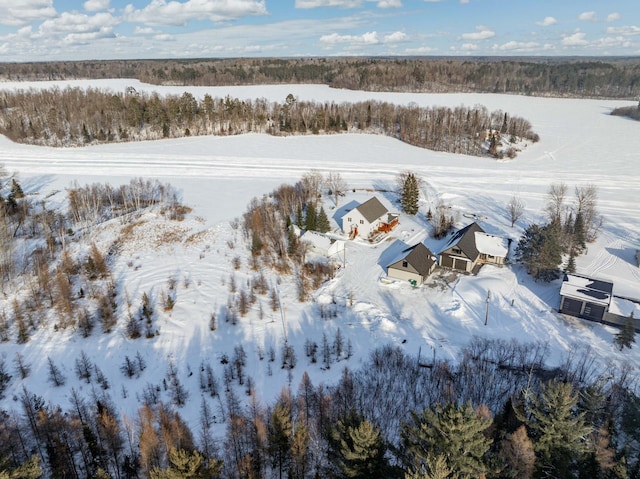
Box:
295 205 304 228
150 448 222 479
267 402 293 479
304 203 317 231
519 380 591 478
9 178 24 200
515 222 563 281
402 402 492 479
573 210 586 252
614 314 636 351
401 173 419 215
316 206 331 233
331 413 388 479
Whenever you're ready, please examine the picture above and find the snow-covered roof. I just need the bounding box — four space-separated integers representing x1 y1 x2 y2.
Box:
300 230 333 249
609 296 640 318
560 273 613 307
474 232 509 258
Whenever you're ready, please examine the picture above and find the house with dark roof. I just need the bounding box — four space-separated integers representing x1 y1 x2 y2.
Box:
559 273 614 322
342 196 397 239
387 243 437 285
438 222 509 273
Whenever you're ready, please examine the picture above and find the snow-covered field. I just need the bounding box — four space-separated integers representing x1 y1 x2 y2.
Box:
0 80 639 431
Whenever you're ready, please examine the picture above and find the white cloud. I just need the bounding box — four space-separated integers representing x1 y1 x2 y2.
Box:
562 31 588 46
536 16 557 27
606 13 620 22
154 33 175 41
578 11 597 22
124 0 268 26
37 11 118 35
459 0 469 4
296 0 362 7
460 25 494 41
405 46 436 53
320 31 379 45
383 31 407 42
492 41 540 52
134 26 159 35
607 25 640 36
0 0 57 26
375 0 402 7
459 42 478 51
84 0 110 12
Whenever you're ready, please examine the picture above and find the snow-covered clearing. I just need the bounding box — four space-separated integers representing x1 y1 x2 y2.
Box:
0 80 639 431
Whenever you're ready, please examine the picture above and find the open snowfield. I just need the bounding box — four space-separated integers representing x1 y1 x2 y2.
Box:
0 80 639 430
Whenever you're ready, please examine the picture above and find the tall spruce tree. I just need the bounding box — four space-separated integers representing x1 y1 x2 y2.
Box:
332 414 389 479
401 173 420 215
402 402 492 479
515 222 563 281
614 314 636 351
316 206 331 233
304 203 317 231
519 380 591 478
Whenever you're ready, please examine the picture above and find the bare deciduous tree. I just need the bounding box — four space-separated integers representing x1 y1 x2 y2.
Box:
545 182 567 224
325 171 348 207
507 195 525 227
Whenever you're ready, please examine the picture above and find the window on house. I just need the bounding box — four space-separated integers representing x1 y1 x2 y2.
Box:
360 219 364 224
452 247 461 254
402 261 408 268
348 217 352 222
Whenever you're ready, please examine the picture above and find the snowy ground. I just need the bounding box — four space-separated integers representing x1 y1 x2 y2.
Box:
0 80 639 431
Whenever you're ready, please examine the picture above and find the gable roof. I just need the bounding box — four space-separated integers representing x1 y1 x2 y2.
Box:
355 197 389 223
560 273 614 307
388 243 436 278
474 232 509 258
441 222 485 261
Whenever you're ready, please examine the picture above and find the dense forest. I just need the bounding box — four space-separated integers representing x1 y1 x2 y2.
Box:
0 57 639 99
0 87 538 157
2 340 639 478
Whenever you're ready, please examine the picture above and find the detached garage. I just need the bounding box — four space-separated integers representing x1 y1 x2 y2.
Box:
559 273 613 322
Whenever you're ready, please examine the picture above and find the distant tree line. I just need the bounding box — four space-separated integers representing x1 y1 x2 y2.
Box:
0 87 539 157
2 338 640 478
0 57 639 99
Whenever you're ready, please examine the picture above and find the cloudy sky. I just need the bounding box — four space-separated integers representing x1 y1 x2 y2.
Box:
1 0 639 61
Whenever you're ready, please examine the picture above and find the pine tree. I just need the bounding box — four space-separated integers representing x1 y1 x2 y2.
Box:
304 203 317 231
332 413 388 479
573 210 586 252
614 314 636 351
150 448 222 479
401 173 419 215
267 402 293 479
316 206 331 233
520 380 592 478
10 178 24 200
402 402 492 479
515 222 563 281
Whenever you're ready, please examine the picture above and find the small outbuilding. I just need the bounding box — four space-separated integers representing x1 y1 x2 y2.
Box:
559 273 614 322
386 243 437 285
300 230 345 258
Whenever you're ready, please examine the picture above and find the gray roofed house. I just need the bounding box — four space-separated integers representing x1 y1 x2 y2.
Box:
387 243 437 285
438 222 509 273
342 196 397 238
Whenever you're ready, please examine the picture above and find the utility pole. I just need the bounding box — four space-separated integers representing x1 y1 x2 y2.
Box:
484 290 491 326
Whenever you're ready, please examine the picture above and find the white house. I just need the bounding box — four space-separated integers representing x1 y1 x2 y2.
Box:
342 196 396 238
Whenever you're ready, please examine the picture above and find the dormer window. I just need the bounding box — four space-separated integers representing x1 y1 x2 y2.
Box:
402 261 408 268
452 247 462 254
